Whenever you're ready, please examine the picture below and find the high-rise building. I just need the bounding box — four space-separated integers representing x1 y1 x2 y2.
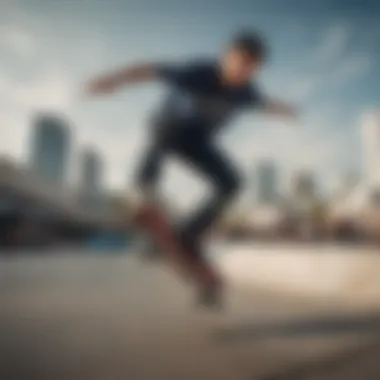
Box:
29 113 71 183
335 172 359 201
256 160 278 205
292 171 316 198
362 109 380 186
329 109 380 218
79 148 103 194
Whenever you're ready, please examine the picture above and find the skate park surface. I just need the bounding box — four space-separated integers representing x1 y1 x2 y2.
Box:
1 242 380 380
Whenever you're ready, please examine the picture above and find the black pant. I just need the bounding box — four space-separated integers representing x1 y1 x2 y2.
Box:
136 126 241 251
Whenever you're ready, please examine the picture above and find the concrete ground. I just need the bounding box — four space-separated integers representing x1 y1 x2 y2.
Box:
1 247 380 380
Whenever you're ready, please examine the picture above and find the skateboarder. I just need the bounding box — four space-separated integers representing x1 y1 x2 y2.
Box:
86 30 297 307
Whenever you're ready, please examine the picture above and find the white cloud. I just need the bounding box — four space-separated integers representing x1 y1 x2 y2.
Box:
5 67 77 112
287 76 321 103
287 22 374 103
0 25 36 58
0 69 11 95
310 23 349 66
330 54 373 85
0 110 31 162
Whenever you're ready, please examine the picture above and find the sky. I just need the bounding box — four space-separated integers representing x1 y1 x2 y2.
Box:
0 0 379 208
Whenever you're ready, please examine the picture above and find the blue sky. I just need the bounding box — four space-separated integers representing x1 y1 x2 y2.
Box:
0 0 379 206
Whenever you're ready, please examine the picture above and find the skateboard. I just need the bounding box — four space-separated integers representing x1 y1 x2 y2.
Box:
135 201 221 290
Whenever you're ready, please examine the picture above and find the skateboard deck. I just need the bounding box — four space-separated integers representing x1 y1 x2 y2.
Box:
135 202 221 288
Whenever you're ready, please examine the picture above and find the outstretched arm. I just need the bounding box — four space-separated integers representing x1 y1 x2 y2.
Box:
85 63 158 96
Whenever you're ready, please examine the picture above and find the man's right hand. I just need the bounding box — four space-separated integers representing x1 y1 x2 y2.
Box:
84 63 157 98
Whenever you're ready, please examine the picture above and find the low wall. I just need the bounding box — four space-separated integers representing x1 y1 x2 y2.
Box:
214 243 380 306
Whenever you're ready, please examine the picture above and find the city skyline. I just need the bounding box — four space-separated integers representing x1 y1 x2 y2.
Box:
256 160 279 205
361 109 380 186
26 112 322 202
1 0 379 209
79 148 103 194
30 113 71 183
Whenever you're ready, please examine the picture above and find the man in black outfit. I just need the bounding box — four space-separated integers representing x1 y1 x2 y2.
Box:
86 30 297 307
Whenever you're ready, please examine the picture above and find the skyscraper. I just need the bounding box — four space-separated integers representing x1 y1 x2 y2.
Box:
256 160 278 205
80 148 103 194
293 171 316 198
29 113 71 183
362 109 380 186
329 110 380 217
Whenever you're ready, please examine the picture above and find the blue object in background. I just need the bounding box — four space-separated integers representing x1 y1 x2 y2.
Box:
87 232 133 252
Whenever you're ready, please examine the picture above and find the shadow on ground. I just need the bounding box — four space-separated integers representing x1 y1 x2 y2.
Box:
260 340 380 380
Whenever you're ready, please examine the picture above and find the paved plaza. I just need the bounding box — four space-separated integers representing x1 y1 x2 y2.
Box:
1 246 380 380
